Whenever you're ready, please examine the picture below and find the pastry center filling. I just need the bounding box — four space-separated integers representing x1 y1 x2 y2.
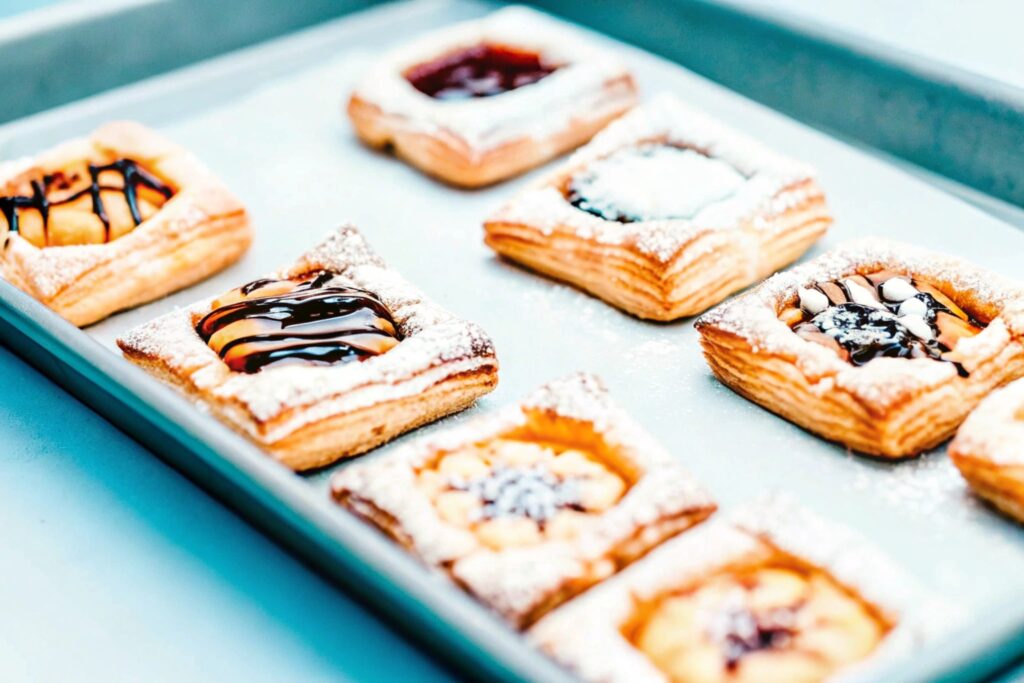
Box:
629 565 885 683
416 438 626 549
196 272 402 374
567 143 745 223
0 158 174 248
782 271 985 373
405 44 558 100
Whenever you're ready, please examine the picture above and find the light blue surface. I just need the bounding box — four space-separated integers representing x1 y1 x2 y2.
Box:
0 344 454 682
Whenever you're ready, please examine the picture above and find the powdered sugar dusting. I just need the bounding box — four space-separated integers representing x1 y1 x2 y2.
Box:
951 378 1024 466
486 93 826 264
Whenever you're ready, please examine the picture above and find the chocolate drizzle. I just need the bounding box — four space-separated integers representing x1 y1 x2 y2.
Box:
0 159 173 246
406 44 557 100
789 273 984 375
196 273 402 374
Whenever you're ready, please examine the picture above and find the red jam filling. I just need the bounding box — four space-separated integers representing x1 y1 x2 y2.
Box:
405 44 557 100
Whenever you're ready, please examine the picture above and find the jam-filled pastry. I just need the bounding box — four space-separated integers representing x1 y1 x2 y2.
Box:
484 94 831 320
530 498 942 683
117 225 498 471
950 378 1024 522
347 7 637 187
332 373 716 628
695 238 1024 458
0 121 250 326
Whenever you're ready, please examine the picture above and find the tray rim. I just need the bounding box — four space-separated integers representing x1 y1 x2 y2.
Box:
1 1 1023 681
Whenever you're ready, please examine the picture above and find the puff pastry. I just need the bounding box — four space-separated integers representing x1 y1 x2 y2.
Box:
696 238 1024 458
0 121 250 326
484 93 831 320
530 498 943 683
347 7 637 187
950 378 1024 522
117 225 499 471
332 373 716 628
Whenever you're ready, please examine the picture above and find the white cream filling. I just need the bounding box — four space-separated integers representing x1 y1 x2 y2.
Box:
572 145 745 221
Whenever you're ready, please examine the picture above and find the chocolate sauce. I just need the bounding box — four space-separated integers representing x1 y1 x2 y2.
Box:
796 304 935 365
719 606 797 670
196 274 402 374
406 44 557 100
0 159 174 245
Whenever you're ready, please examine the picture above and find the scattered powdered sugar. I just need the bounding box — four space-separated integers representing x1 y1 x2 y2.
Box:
951 377 1024 465
851 455 975 519
486 93 825 264
352 6 635 150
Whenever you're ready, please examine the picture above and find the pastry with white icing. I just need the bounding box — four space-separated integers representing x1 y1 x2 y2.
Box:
117 225 499 471
530 497 945 683
696 238 1024 458
0 121 251 326
484 94 831 321
950 378 1024 522
346 6 637 187
331 373 716 628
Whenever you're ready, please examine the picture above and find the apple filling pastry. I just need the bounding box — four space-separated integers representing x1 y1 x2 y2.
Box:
333 373 716 628
531 499 943 683
0 121 250 326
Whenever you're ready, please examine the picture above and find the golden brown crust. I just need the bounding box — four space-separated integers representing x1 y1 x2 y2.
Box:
949 378 1024 521
0 121 251 326
483 95 831 321
696 238 1024 458
331 374 716 628
117 225 499 471
345 8 638 188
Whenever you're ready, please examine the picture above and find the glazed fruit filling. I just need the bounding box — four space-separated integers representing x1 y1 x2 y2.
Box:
567 143 745 223
781 271 985 372
415 438 627 550
196 272 402 374
628 564 885 683
0 159 174 248
405 44 558 100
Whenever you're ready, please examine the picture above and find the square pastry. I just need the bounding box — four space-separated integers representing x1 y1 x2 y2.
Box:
696 238 1024 458
950 378 1024 522
531 498 939 683
347 7 637 187
332 373 716 628
0 121 251 326
117 225 498 471
484 93 831 320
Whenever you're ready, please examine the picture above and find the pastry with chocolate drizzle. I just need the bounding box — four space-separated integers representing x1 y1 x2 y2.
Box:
332 374 716 628
0 121 251 327
118 226 499 472
695 238 1024 458
781 271 985 374
197 272 402 374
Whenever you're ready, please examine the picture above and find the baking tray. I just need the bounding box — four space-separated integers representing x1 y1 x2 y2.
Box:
2 1 1024 681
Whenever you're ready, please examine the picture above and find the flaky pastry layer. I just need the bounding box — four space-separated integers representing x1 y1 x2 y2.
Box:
0 121 251 326
117 225 499 471
484 94 831 320
347 7 638 187
696 238 1024 458
332 373 716 628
